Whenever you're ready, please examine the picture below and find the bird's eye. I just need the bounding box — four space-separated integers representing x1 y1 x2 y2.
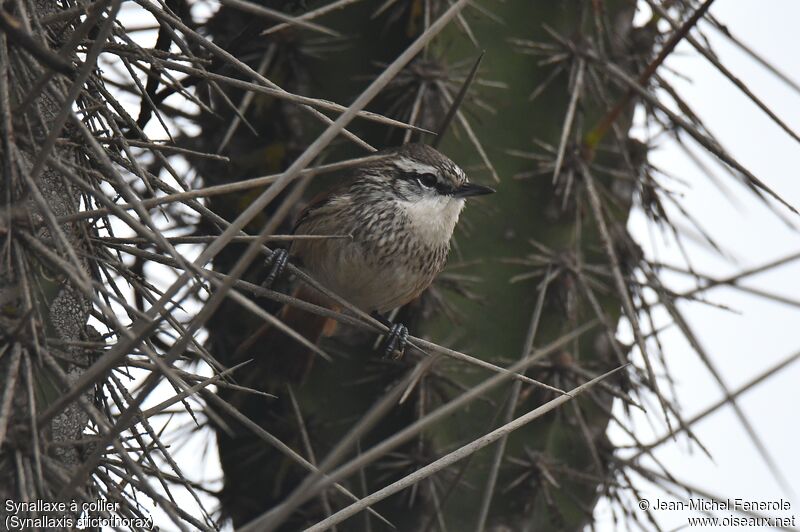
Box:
416 173 438 188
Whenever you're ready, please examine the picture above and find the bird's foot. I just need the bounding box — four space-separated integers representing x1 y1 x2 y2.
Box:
262 248 289 288
371 312 408 360
383 323 409 360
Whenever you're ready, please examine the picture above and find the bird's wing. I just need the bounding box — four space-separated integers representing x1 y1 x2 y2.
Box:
292 179 354 234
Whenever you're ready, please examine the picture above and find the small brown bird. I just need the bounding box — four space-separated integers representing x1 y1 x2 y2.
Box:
254 143 494 376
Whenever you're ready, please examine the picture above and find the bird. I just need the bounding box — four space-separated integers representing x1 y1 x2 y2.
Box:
244 143 494 380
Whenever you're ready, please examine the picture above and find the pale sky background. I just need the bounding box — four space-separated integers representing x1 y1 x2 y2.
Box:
597 1 800 530
107 1 800 530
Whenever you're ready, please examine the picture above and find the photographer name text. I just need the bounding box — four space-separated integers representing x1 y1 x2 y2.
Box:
649 498 791 512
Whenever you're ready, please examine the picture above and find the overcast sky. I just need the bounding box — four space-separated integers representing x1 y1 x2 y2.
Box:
597 2 800 530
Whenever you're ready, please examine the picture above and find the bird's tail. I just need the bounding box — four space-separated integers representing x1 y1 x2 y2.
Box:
235 285 337 384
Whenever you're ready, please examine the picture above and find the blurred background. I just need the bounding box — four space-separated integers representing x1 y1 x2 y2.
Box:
599 1 800 529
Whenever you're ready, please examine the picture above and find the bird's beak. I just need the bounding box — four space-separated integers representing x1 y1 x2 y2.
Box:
452 182 496 198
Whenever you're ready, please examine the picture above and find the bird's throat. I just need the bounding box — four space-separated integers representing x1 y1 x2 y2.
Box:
398 196 465 247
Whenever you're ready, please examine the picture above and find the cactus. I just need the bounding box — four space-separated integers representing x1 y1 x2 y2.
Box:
193 1 653 530
5 2 796 531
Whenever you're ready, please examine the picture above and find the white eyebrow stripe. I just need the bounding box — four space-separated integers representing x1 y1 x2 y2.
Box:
393 157 438 175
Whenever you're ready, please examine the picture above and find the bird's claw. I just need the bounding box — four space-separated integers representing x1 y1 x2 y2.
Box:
262 248 288 288
382 322 408 360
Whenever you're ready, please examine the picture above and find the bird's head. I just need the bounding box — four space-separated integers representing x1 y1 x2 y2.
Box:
382 143 495 202
353 143 495 244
